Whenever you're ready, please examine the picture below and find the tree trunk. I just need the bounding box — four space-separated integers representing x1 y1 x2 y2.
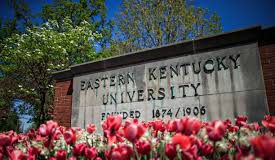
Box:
38 91 46 127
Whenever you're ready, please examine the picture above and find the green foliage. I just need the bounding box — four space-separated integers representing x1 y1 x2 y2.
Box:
0 18 101 127
113 0 222 54
0 0 34 132
40 0 113 48
0 18 18 42
0 0 112 131
0 108 21 132
0 78 21 132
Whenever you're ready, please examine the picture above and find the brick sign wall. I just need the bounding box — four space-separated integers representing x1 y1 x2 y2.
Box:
52 26 275 128
52 80 72 127
260 44 275 114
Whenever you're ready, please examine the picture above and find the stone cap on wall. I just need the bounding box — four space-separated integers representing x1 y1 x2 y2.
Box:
53 25 275 81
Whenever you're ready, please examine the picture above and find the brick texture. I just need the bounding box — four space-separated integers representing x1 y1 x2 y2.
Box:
259 44 275 115
53 80 73 127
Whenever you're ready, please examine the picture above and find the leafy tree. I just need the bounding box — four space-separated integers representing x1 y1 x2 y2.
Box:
0 78 21 132
0 18 101 127
114 0 222 54
0 0 33 46
0 107 21 132
0 0 111 129
40 0 113 49
0 18 18 42
0 0 34 132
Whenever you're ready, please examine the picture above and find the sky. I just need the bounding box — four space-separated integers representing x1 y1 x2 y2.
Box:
1 0 275 32
194 0 275 31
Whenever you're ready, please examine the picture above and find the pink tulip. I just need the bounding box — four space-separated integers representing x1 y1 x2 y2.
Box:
9 150 27 160
201 143 213 156
38 120 58 137
64 128 77 144
172 133 192 151
235 115 248 127
84 147 97 159
206 120 226 141
102 115 123 144
0 133 11 146
109 144 133 160
250 135 275 159
123 119 146 143
165 143 177 159
87 124 96 134
136 140 151 155
73 143 87 156
56 149 66 160
262 115 275 133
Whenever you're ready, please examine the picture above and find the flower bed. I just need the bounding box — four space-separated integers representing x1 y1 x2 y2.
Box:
0 115 275 160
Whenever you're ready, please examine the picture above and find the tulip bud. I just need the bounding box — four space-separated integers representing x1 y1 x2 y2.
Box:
172 134 191 151
87 124 96 134
136 140 151 156
165 143 177 159
262 115 275 133
201 143 213 156
124 120 146 143
56 150 66 160
0 133 11 146
84 147 97 159
73 143 87 156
